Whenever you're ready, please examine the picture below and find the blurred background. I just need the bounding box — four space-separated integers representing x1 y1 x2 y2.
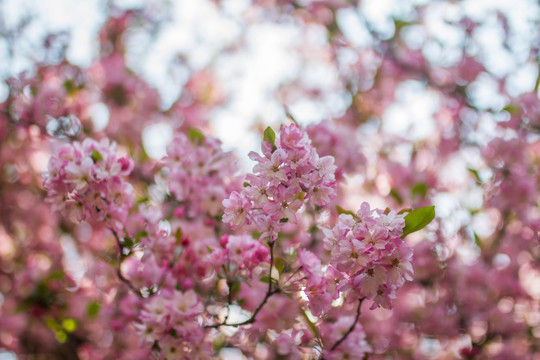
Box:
2 0 540 358
2 0 539 159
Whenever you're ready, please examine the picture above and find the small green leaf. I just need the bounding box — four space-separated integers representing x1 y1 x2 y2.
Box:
47 270 65 281
62 318 77 333
301 309 320 338
63 80 76 94
279 218 289 223
294 192 305 201
394 19 411 32
402 206 435 238
212 335 226 352
206 245 213 254
87 301 101 318
231 281 241 296
282 291 293 299
243 182 251 187
274 258 285 275
136 196 149 204
188 127 205 145
260 276 278 284
263 126 276 146
55 330 68 343
467 168 482 184
389 188 403 205
91 149 103 163
473 232 483 250
284 106 299 124
45 317 60 331
502 103 521 115
123 237 133 248
175 228 183 245
411 182 428 198
336 205 355 216
135 231 148 242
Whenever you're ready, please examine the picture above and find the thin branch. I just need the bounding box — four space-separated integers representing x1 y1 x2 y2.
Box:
329 298 364 352
206 241 279 328
111 230 143 298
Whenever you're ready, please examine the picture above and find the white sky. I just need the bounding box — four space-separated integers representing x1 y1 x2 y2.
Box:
1 0 538 161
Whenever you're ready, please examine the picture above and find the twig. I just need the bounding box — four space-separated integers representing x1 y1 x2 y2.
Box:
206 241 279 328
329 298 364 351
111 230 143 298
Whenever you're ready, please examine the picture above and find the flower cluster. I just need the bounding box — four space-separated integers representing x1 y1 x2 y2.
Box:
323 202 413 309
134 289 209 359
223 124 337 240
42 138 134 230
164 132 239 218
211 234 269 278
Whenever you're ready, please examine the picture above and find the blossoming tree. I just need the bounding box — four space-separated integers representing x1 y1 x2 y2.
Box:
0 1 539 359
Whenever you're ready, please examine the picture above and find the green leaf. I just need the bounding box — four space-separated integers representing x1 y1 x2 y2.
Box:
175 228 183 245
188 127 205 145
212 335 226 352
136 196 149 204
45 317 60 331
274 258 285 275
502 103 521 115
294 192 305 201
284 106 298 124
87 301 101 318
243 182 251 187
467 168 482 184
411 182 428 198
393 19 411 32
279 218 289 223
62 318 77 333
389 188 403 205
301 309 320 338
123 237 133 248
55 330 68 343
263 126 276 147
231 281 241 296
63 79 76 94
260 276 278 284
336 205 355 216
402 206 435 238
206 245 213 254
135 231 148 242
473 232 483 251
90 149 103 163
47 270 65 281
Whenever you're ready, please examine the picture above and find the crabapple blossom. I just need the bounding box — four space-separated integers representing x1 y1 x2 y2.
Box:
223 123 337 240
42 138 134 230
323 203 413 309
3 1 540 359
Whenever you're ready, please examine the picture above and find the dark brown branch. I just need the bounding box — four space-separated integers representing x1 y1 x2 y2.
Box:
111 230 143 298
329 298 364 351
206 241 279 328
